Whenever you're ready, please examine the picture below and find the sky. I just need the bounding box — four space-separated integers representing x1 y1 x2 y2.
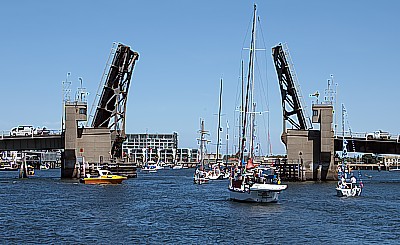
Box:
0 1 399 155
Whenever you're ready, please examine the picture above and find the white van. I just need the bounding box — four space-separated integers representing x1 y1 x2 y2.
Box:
10 125 34 137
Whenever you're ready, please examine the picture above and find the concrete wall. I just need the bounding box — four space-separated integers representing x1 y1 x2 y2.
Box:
76 128 111 164
62 102 112 178
312 104 335 180
286 129 320 180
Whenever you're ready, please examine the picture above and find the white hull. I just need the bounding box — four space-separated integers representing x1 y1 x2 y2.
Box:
229 183 287 203
207 174 221 180
142 166 157 173
336 187 362 197
194 177 209 185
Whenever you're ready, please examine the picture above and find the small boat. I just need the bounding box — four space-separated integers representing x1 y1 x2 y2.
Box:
193 168 209 184
0 162 19 171
389 162 400 172
27 165 35 176
40 163 50 170
336 104 363 197
193 119 210 184
172 164 183 170
142 164 157 173
80 169 127 184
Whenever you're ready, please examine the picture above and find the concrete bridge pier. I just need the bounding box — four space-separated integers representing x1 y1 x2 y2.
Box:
61 101 112 178
285 104 336 181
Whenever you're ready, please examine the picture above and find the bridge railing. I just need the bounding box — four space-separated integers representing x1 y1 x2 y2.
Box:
335 131 400 141
334 131 367 139
0 130 62 139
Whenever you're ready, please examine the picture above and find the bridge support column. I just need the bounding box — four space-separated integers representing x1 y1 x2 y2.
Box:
285 104 336 180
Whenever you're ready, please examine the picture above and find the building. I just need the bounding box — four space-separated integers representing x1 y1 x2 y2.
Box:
122 133 198 164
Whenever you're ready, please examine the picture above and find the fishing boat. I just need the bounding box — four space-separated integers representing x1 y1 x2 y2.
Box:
228 4 287 203
194 119 210 184
336 104 363 197
80 169 127 184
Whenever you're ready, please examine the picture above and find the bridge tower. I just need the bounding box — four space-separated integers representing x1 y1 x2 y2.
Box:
272 44 336 180
61 43 139 178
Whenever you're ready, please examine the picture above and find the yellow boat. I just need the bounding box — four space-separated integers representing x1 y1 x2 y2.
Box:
27 165 35 176
80 169 127 184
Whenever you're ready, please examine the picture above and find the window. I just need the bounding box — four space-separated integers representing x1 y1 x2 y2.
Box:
313 110 318 116
79 108 86 115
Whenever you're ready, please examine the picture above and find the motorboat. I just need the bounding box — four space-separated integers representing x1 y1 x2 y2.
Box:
193 169 209 185
27 165 35 176
40 163 50 170
142 164 157 173
80 169 127 184
172 164 183 170
0 162 18 171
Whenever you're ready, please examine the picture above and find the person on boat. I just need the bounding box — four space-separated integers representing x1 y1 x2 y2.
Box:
340 175 347 189
350 175 357 188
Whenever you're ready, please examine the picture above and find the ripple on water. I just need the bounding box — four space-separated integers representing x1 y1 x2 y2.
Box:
1 169 400 244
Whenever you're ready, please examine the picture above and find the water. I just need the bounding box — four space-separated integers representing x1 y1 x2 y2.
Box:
1 169 399 244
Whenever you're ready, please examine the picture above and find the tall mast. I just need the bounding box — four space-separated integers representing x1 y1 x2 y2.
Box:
238 60 244 156
239 4 257 165
216 78 223 166
198 118 208 168
200 119 205 167
341 104 346 171
249 4 257 160
226 120 229 167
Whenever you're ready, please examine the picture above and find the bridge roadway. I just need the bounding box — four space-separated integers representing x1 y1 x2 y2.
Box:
334 136 400 154
0 131 399 155
0 133 63 151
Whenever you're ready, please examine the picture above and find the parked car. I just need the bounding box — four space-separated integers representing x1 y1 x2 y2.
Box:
34 127 50 135
366 130 391 140
10 125 34 137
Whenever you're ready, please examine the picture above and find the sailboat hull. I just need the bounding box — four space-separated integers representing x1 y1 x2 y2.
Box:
336 186 362 197
228 184 287 203
194 177 209 185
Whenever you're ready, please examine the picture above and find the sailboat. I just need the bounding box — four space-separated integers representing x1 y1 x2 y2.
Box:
228 4 287 203
336 104 363 197
141 148 157 173
207 78 224 180
194 119 210 184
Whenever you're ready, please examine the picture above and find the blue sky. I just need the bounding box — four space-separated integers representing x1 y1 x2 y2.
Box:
1 1 399 155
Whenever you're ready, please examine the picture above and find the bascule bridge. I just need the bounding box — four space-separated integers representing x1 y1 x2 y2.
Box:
62 43 139 178
272 44 336 180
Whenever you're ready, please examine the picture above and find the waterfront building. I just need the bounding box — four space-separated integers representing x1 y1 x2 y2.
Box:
122 133 199 164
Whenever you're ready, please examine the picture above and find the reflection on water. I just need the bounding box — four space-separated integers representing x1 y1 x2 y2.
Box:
0 169 399 244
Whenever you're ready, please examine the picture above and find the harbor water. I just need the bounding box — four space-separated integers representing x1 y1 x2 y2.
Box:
1 169 399 244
